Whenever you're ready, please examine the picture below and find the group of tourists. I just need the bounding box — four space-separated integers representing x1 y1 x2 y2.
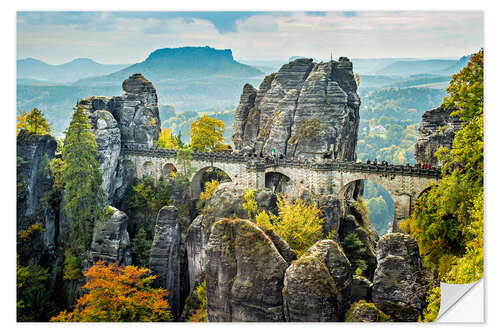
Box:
415 163 433 169
366 158 436 169
365 158 389 166
243 149 284 165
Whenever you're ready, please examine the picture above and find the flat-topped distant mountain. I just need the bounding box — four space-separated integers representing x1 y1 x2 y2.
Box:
17 58 129 83
75 46 263 86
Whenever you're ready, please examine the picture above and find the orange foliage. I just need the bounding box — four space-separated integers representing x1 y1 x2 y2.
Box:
50 261 173 322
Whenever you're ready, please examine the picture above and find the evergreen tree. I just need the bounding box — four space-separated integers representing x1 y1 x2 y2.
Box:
61 106 104 259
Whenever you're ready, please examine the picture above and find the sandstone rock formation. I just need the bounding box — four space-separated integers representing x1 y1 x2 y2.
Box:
149 206 181 319
110 74 161 149
16 130 58 265
351 275 373 303
186 183 278 289
89 206 132 266
415 106 461 167
372 233 428 322
339 200 379 280
282 240 351 321
206 218 289 322
78 97 121 204
232 57 360 160
345 301 391 322
77 73 161 205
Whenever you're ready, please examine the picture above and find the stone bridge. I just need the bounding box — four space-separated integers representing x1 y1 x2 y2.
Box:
120 146 441 232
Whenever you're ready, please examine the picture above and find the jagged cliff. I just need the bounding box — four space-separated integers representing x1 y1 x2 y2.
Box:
77 73 161 204
414 106 461 167
232 57 360 160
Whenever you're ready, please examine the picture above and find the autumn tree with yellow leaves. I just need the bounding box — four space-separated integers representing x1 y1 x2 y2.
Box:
17 108 52 135
188 115 229 152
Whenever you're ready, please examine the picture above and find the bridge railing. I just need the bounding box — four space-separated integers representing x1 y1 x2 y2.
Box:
120 144 441 178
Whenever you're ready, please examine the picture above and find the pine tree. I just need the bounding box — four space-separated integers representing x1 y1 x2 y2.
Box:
61 106 104 256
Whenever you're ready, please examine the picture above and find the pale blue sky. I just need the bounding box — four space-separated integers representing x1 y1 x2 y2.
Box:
17 11 483 64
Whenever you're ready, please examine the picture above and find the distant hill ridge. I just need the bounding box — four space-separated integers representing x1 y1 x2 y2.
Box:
17 57 129 83
375 55 472 76
75 46 263 87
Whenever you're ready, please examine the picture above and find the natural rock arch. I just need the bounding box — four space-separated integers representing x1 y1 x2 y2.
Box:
190 166 232 199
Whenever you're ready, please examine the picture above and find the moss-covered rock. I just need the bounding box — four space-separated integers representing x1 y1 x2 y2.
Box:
186 183 278 290
205 218 288 322
351 275 373 303
283 240 351 321
345 300 392 322
372 233 428 322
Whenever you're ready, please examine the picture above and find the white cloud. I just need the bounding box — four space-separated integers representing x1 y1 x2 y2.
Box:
16 11 483 64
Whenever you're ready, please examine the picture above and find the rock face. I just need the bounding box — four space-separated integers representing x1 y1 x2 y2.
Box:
78 97 121 204
232 57 360 160
77 73 161 205
372 233 428 322
16 130 58 265
282 240 351 321
206 219 289 322
345 301 391 322
186 183 278 289
351 275 373 303
339 200 379 280
89 206 132 266
110 74 161 149
415 106 461 167
149 206 181 319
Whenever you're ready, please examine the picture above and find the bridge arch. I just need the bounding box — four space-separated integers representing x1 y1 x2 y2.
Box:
162 163 177 179
143 161 154 177
190 166 232 199
265 171 294 195
339 179 395 233
338 177 415 234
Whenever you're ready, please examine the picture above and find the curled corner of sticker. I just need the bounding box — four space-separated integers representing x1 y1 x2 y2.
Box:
436 278 484 322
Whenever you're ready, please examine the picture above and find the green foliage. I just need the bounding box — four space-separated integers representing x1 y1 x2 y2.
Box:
274 197 323 257
366 194 392 235
187 280 207 322
127 176 171 212
63 250 82 281
356 87 445 165
243 193 325 257
176 147 195 180
156 128 181 149
17 259 57 321
102 205 115 221
289 117 321 144
17 107 52 135
341 232 368 274
242 190 259 220
199 179 220 205
125 176 172 244
56 137 64 153
131 227 153 268
420 286 441 322
401 49 483 282
345 300 392 322
61 106 104 253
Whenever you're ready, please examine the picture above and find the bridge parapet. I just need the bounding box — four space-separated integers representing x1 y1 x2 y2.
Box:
121 144 441 179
